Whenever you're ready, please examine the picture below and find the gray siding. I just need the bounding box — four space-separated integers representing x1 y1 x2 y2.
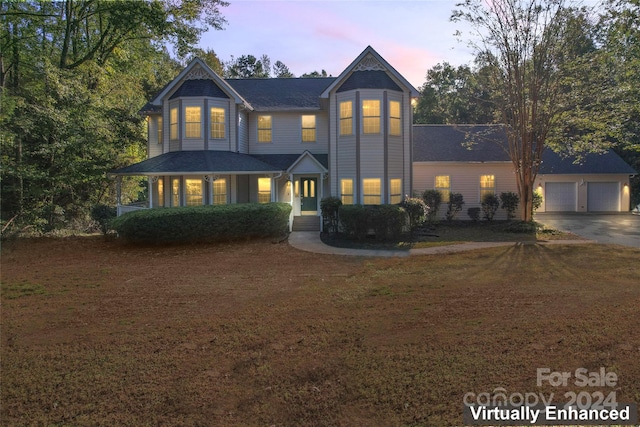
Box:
247 111 329 155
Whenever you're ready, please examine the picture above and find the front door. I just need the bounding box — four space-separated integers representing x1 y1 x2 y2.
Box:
300 178 318 212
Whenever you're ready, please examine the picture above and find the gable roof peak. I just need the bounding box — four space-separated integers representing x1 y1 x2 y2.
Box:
321 45 419 98
147 57 251 110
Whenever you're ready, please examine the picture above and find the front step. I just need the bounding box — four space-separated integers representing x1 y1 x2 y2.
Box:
292 215 320 231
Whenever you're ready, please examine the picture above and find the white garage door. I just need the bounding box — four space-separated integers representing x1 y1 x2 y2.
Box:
545 182 577 212
587 182 619 212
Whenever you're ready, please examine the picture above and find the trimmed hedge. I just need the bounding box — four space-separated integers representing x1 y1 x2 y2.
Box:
111 203 292 243
339 204 406 241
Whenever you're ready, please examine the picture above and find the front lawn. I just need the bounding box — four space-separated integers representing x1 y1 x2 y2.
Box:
2 237 639 426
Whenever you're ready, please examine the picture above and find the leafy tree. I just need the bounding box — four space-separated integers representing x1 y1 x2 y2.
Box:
272 60 294 78
301 70 329 78
414 62 493 124
0 0 227 231
500 192 520 220
422 189 443 222
187 48 224 75
445 193 465 221
452 0 603 221
224 54 294 79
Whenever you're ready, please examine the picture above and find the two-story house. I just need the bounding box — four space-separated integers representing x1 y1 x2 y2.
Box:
111 46 419 230
111 46 636 227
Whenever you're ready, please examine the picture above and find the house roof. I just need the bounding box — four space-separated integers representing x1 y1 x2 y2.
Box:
413 124 637 175
413 125 511 162
320 46 420 98
145 58 250 111
226 78 335 111
539 150 637 175
252 153 328 170
170 79 229 99
140 46 419 114
109 151 329 176
336 70 402 92
109 151 282 176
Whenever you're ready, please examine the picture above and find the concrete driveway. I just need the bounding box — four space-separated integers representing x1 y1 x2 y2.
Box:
536 213 640 248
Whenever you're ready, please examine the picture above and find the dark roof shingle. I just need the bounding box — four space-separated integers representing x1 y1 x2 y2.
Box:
227 78 335 110
110 151 282 175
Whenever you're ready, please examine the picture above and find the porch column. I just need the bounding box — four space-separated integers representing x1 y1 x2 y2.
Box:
289 173 294 232
319 173 325 232
116 176 122 205
148 177 154 208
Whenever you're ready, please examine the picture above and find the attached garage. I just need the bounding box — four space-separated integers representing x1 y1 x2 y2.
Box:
587 182 620 212
545 182 577 212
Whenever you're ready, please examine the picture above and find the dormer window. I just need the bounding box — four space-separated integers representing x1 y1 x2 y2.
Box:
210 107 225 139
301 115 316 142
170 107 178 141
185 106 201 138
258 115 272 143
362 100 380 134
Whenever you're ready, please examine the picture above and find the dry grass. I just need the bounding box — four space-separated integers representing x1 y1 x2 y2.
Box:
1 237 639 426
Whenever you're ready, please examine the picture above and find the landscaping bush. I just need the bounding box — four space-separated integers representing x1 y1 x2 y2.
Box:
467 207 481 222
445 192 464 221
401 197 428 231
422 189 442 222
338 205 369 240
481 193 500 221
339 204 406 241
505 220 540 234
91 204 117 235
320 197 342 234
533 190 543 212
368 205 406 241
500 192 520 220
111 203 292 244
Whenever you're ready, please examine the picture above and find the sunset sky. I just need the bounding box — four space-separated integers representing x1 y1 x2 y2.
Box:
198 0 477 89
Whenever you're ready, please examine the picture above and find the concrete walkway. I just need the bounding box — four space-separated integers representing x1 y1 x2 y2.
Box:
288 232 594 257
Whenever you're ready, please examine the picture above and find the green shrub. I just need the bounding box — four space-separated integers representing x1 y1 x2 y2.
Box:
481 193 500 221
422 189 442 222
320 196 342 234
505 220 540 234
367 205 406 241
339 204 407 241
467 207 481 222
532 190 543 212
401 197 428 230
111 203 292 244
91 204 117 235
500 192 520 220
445 192 465 221
338 205 369 240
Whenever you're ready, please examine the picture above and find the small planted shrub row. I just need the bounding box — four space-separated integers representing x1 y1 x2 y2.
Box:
111 203 292 244
339 204 406 241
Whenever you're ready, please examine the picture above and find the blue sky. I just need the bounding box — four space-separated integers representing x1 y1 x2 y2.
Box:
198 0 477 88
